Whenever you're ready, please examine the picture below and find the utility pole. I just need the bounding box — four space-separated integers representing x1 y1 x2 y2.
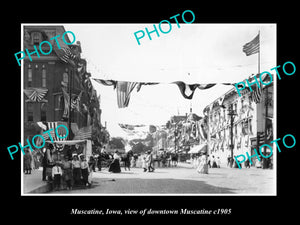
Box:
68 68 72 140
263 85 269 169
228 104 237 168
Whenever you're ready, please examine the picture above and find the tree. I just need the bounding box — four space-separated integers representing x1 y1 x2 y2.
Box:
109 137 125 150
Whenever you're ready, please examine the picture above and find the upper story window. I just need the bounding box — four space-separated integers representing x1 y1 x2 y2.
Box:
27 102 33 122
63 72 68 84
42 65 46 87
32 32 42 45
28 64 32 87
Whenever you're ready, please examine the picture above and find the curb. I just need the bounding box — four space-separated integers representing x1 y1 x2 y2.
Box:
28 182 53 194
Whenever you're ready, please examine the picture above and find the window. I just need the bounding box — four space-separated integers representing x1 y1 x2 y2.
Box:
27 103 33 122
40 103 47 121
42 65 46 87
63 72 68 84
28 65 32 87
32 32 42 45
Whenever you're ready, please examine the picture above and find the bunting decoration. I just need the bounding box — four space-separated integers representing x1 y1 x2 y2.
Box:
173 81 200 99
93 78 117 88
24 88 48 102
92 77 261 108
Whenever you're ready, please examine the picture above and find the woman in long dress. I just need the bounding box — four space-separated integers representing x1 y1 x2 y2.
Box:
108 151 121 173
197 154 209 174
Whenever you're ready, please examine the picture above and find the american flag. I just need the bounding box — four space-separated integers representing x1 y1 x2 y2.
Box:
243 34 260 56
116 81 138 108
249 76 262 104
34 122 69 148
73 126 92 140
71 91 83 112
55 47 77 65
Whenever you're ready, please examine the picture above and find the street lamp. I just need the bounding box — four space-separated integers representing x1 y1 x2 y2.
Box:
227 104 237 168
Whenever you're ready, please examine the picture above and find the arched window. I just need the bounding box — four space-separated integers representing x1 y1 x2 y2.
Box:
28 64 32 87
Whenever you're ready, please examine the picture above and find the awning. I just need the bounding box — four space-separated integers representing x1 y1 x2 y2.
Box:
46 140 86 145
188 143 207 154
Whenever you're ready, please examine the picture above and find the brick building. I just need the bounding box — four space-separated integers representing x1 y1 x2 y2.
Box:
23 25 108 149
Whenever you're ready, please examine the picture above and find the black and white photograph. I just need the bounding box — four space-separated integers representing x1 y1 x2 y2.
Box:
20 23 277 196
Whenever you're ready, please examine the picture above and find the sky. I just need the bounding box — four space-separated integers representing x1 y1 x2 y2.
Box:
64 23 276 138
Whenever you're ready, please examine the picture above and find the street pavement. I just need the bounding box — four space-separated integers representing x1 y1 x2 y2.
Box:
53 162 275 195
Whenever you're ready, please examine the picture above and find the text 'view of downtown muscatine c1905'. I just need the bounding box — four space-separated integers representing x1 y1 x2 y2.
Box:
13 21 294 195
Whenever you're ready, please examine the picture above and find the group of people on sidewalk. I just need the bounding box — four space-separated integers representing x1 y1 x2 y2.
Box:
42 147 96 191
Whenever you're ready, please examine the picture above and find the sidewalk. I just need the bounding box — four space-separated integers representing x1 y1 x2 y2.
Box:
23 168 52 194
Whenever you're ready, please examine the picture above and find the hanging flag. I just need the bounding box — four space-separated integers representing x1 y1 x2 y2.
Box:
243 34 260 56
71 91 83 112
62 87 70 118
54 46 77 66
24 88 48 102
73 126 92 140
173 81 199 99
47 121 68 142
116 81 138 108
250 78 262 104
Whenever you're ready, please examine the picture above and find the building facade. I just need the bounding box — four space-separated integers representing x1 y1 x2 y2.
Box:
203 76 274 168
23 26 108 151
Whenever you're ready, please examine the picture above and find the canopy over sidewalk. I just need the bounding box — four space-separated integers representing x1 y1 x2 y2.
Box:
188 143 207 154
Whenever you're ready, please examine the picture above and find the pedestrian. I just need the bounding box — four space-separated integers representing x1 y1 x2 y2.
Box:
227 155 231 167
80 154 90 187
211 156 218 168
207 155 211 168
197 153 208 174
24 149 32 174
245 158 250 168
130 155 135 168
46 145 55 181
108 150 121 173
142 154 147 172
123 152 131 171
146 150 155 172
88 156 96 172
52 163 62 191
72 154 81 185
216 157 221 168
41 148 47 181
61 155 73 190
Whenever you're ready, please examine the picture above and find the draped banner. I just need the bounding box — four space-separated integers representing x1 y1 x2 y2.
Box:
93 78 235 108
